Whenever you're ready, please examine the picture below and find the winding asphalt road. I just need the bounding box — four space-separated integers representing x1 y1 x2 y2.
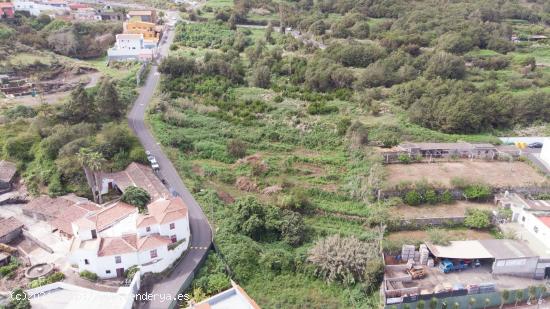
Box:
128 13 213 309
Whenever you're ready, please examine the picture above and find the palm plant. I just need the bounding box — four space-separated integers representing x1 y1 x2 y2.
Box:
77 148 105 203
528 286 537 304
500 290 510 309
515 290 524 307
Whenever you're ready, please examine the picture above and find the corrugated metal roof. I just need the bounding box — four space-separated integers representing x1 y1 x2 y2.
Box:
427 239 538 260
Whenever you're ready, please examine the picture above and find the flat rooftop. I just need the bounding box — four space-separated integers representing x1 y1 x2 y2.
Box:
28 284 128 309
427 239 538 260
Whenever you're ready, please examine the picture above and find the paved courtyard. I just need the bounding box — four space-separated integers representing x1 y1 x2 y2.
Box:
386 263 543 294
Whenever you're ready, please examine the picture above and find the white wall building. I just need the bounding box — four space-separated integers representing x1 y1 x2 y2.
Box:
69 197 190 279
107 33 155 62
496 193 550 251
12 0 69 17
27 271 140 309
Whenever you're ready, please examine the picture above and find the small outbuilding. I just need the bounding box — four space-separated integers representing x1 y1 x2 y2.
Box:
426 239 549 279
0 160 17 191
0 216 24 244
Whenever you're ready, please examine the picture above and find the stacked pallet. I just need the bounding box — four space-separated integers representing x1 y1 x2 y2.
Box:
427 258 434 267
419 245 430 265
479 282 496 293
467 284 480 294
401 245 416 261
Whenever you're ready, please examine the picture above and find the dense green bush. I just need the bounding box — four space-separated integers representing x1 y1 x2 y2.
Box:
403 190 422 206
464 209 492 229
307 101 339 115
121 186 151 212
9 288 30 309
124 265 139 279
29 271 65 288
175 21 235 48
79 270 98 281
0 258 19 278
463 184 492 201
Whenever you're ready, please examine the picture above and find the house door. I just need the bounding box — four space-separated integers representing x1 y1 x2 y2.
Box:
91 229 97 239
545 267 550 279
116 268 124 278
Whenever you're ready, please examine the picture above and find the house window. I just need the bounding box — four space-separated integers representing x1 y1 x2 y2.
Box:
169 223 175 230
534 226 539 233
106 270 111 274
115 256 121 264
522 216 526 222
150 249 157 259
170 235 177 243
84 259 89 265
146 226 151 232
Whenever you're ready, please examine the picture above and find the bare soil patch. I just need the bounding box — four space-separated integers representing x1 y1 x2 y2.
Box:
385 161 547 188
394 201 495 219
386 229 495 243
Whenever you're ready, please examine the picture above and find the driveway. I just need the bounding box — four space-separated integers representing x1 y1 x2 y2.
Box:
127 12 213 309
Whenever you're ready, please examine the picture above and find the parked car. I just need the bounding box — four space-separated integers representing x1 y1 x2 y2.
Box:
439 259 468 273
528 142 543 148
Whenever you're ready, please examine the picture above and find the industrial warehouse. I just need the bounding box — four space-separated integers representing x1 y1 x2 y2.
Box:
383 239 550 308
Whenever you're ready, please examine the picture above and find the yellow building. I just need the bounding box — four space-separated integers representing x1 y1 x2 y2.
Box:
123 18 161 44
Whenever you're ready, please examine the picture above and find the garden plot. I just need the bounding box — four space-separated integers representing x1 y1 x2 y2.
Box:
385 161 547 188
393 201 495 219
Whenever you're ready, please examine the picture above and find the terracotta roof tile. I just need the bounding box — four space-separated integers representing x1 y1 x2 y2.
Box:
136 215 157 228
97 234 170 256
98 236 137 256
137 234 171 251
88 201 137 231
103 163 170 201
148 197 188 225
24 195 100 236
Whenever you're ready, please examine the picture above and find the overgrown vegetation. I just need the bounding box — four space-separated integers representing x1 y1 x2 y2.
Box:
152 0 550 307
121 186 151 212
0 73 143 198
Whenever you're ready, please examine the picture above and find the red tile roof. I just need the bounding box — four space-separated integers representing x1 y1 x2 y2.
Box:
0 2 14 9
0 160 16 183
88 201 137 231
148 197 188 225
103 163 170 201
98 236 137 257
0 217 23 238
137 234 171 251
537 216 550 228
23 195 100 236
68 2 88 9
97 234 171 256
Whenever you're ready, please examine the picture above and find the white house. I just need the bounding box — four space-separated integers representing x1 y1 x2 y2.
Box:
69 197 190 279
12 0 69 17
496 193 550 251
186 280 261 309
107 33 155 62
